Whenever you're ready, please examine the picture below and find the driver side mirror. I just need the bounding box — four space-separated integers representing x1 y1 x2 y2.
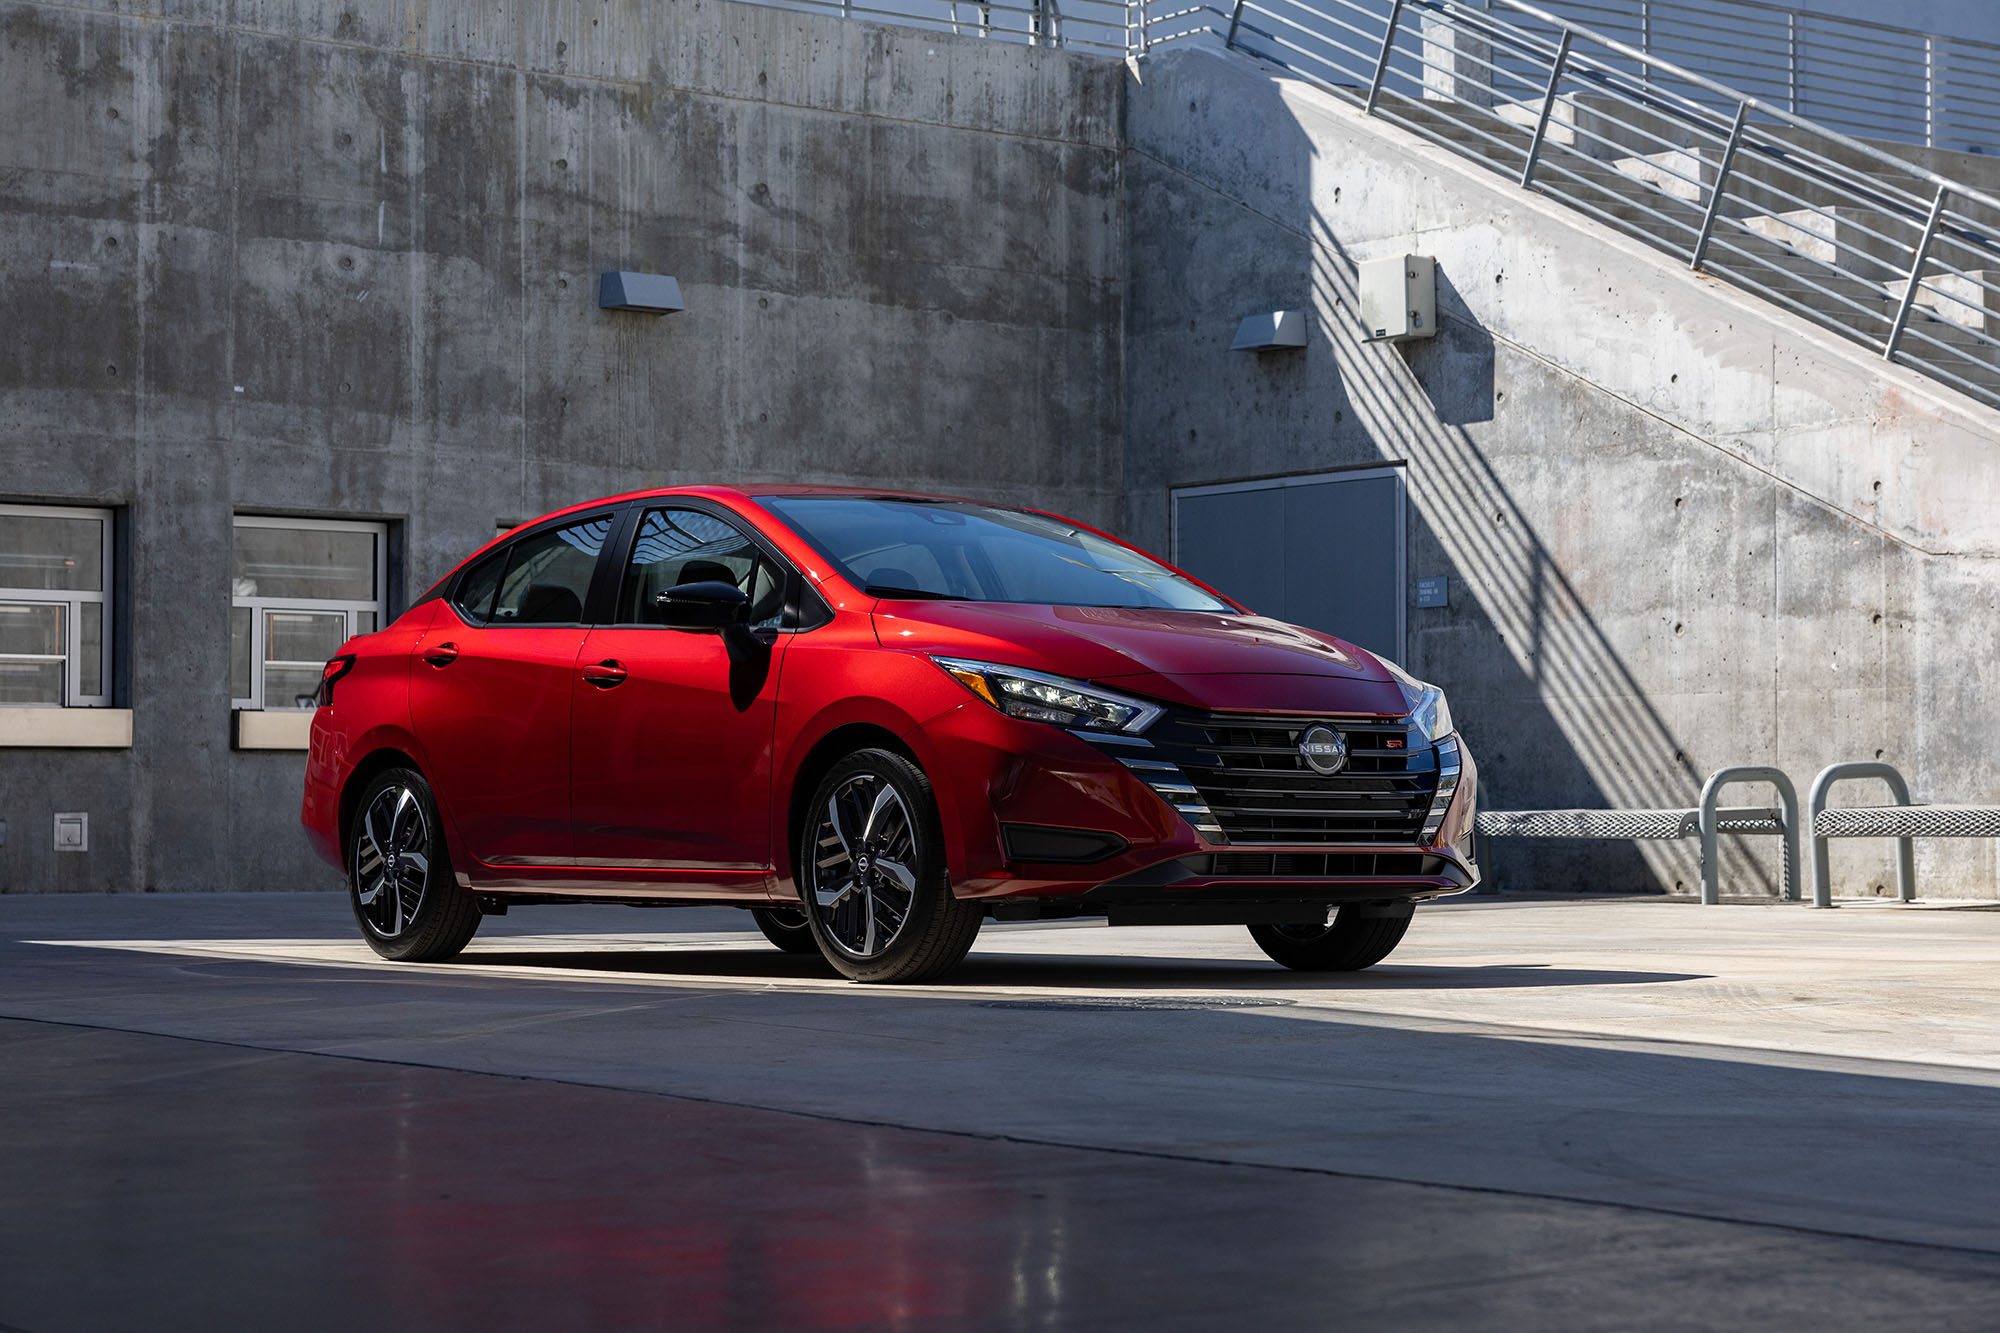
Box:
656 580 749 630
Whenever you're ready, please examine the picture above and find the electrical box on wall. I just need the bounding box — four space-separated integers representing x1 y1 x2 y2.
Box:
1358 254 1437 342
53 812 87 852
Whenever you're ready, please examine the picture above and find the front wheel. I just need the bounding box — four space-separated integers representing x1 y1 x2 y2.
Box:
1248 903 1413 972
347 768 481 962
798 749 982 983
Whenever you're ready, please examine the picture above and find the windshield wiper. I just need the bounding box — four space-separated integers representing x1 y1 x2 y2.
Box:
864 584 968 601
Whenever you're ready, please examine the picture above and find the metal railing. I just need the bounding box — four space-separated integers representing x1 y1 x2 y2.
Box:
1527 0 2000 155
731 0 1158 55
1212 0 2000 408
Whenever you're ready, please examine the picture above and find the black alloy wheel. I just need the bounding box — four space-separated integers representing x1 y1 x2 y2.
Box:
798 749 983 983
348 767 481 962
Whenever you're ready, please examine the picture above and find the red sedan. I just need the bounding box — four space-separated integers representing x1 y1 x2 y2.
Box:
301 486 1477 982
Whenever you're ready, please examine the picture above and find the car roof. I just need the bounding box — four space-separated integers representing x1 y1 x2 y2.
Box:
504 483 985 531
469 484 991 559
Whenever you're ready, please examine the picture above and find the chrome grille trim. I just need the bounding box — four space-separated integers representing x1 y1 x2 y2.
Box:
1112 754 1226 838
1139 711 1442 846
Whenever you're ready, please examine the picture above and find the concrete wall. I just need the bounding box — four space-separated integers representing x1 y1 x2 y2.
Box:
0 0 1125 891
1122 46 2000 896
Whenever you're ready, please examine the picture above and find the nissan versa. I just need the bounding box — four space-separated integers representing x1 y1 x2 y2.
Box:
302 486 1478 983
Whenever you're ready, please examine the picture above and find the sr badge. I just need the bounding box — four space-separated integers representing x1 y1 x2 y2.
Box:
1298 724 1348 776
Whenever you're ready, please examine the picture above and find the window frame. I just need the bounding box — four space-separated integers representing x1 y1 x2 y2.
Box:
231 515 389 713
0 501 115 709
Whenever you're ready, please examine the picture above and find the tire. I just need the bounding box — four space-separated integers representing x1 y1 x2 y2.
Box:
750 906 819 954
797 748 983 983
347 767 481 963
1247 903 1414 972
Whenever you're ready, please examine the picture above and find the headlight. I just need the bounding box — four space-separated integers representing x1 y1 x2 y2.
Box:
932 657 1164 734
1379 658 1455 742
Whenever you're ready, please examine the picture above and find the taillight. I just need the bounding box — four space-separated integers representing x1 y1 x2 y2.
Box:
317 654 356 707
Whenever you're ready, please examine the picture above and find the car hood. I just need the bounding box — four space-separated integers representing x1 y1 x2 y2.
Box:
872 601 1412 716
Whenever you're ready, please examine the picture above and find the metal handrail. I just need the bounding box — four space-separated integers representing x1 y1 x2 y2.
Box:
1431 0 2000 218
1216 0 2000 407
1806 762 1915 908
1588 0 2000 54
1698 766 1799 905
1532 0 2000 151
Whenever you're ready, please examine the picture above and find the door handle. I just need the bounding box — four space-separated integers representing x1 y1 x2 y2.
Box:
422 642 459 667
581 659 628 688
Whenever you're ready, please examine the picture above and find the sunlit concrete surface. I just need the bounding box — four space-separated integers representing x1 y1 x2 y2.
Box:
6 893 2000 1329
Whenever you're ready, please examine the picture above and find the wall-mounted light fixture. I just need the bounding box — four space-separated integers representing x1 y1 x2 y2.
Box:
1230 310 1308 352
599 271 685 315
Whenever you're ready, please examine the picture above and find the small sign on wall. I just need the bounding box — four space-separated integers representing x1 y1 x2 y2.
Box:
1415 576 1450 609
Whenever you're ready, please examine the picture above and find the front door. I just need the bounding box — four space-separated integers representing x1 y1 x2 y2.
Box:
568 506 792 895
408 513 613 866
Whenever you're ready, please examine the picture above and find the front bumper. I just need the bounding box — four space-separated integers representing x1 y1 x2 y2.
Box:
912 700 1479 910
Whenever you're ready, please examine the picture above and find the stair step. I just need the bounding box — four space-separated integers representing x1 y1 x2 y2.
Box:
1356 87 2000 397
1914 270 2000 337
1740 208 1912 283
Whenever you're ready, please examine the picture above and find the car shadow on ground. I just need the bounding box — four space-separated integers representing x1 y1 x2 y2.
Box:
454 945 1705 991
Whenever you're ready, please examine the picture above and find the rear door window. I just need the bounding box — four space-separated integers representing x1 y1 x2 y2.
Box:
457 514 613 626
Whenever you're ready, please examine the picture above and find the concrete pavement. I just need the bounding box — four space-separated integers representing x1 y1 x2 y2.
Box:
5 892 2000 1329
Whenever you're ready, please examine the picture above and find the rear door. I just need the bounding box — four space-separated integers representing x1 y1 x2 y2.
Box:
568 505 792 894
409 512 616 867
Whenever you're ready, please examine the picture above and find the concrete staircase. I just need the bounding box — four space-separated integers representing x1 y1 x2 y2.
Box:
1378 95 2000 402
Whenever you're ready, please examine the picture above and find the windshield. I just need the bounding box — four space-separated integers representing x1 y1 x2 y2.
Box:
759 497 1234 612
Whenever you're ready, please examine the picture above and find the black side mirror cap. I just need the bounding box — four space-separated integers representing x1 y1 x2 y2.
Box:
656 580 750 630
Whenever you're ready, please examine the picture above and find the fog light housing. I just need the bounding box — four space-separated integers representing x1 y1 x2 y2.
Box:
1000 824 1129 865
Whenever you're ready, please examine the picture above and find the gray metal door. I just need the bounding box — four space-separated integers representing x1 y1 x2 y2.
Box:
1172 468 1405 660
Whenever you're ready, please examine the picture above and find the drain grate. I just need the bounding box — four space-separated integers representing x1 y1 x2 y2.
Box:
979 996 1294 1012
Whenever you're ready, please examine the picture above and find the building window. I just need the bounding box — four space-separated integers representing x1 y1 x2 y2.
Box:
0 503 114 708
232 516 387 711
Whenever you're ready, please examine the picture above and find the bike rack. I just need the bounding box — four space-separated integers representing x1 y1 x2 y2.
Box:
1807 762 1916 909
1473 765 1799 905
1697 767 1800 905
1475 762 2000 906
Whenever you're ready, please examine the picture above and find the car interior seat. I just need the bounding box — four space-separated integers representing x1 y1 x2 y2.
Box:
864 566 918 590
517 583 584 624
677 559 738 589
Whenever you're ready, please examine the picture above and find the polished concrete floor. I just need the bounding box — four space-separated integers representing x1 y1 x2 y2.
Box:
5 892 2000 1330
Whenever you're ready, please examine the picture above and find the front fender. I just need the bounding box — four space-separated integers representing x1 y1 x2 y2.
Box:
768 643 970 892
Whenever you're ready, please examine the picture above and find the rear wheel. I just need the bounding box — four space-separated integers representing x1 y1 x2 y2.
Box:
347 768 481 963
798 749 982 983
750 906 818 954
1248 903 1413 971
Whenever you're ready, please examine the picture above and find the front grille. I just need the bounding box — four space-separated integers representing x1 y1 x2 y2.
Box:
1138 712 1440 846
